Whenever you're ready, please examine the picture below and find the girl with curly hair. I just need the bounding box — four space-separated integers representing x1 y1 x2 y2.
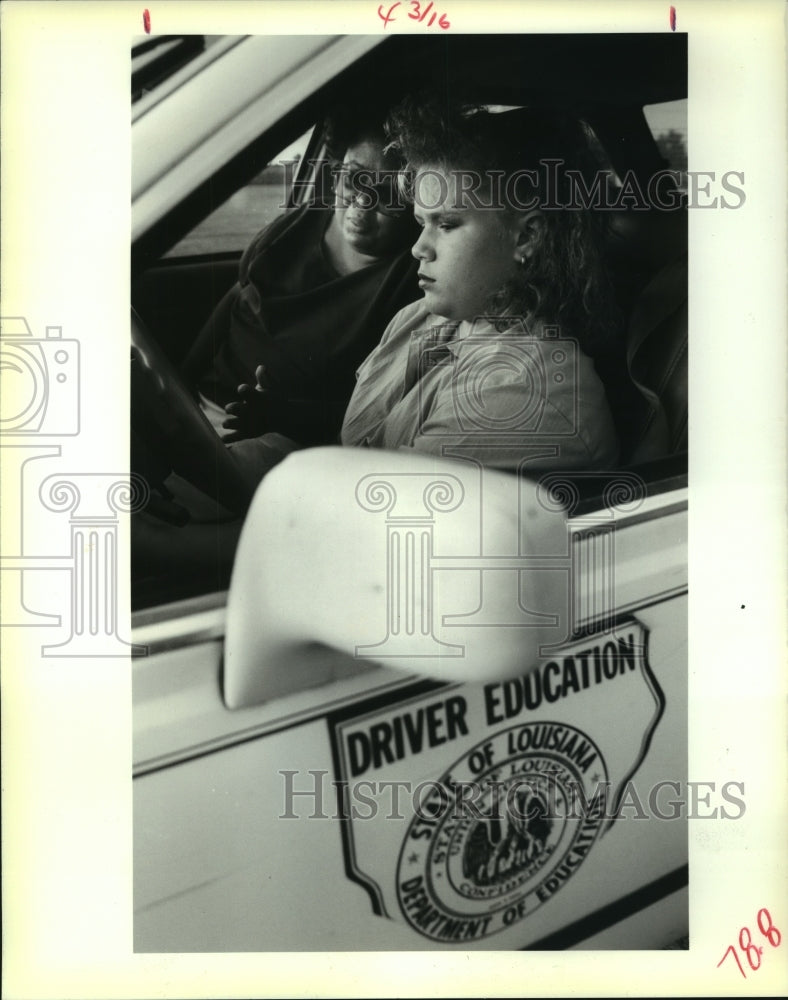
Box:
340 100 620 473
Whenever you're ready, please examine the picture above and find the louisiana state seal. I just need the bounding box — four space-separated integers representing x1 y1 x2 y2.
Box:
396 722 609 943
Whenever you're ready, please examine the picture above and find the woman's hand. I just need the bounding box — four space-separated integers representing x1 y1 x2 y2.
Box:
222 364 271 442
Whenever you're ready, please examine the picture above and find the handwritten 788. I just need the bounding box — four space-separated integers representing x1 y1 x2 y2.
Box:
716 908 781 979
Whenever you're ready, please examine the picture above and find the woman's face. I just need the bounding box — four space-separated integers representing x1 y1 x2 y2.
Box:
333 138 410 259
410 166 521 322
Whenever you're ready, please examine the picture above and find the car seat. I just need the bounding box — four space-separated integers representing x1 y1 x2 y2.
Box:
604 208 688 465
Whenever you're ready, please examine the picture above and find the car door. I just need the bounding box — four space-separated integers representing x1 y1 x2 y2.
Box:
132 453 688 951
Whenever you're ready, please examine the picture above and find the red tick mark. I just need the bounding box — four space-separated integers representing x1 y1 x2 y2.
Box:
143 8 151 34
669 6 676 31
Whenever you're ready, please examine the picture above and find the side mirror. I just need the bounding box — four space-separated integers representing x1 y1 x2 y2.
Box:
223 447 571 709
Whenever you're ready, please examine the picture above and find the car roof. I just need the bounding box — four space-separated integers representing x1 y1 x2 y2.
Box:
348 33 687 110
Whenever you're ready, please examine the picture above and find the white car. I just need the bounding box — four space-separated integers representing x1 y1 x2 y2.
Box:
131 31 690 951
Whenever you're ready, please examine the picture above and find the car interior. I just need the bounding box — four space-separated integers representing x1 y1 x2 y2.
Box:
130 32 688 612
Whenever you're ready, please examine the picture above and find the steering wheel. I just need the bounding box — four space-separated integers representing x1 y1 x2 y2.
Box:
130 307 256 518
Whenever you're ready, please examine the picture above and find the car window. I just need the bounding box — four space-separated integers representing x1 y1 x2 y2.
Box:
163 128 314 258
643 99 688 178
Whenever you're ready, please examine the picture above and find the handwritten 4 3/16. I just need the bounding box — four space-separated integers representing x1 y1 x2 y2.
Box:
717 908 781 978
378 2 450 29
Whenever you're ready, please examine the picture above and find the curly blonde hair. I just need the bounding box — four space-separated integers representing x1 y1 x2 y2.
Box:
385 97 621 355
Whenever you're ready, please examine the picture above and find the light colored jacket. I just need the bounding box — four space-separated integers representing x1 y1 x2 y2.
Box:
341 301 619 473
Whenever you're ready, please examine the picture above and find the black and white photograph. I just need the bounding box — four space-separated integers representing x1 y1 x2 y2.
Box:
130 30 692 953
2 1 787 997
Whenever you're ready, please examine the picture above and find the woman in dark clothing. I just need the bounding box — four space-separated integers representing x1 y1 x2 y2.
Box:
182 103 420 447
